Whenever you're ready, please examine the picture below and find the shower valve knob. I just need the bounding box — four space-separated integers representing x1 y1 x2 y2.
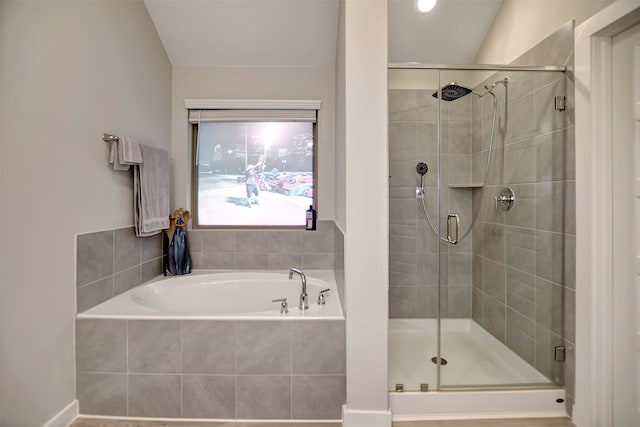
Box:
495 187 515 211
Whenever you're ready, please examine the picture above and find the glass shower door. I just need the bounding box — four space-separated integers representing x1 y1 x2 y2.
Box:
437 68 569 390
388 68 441 392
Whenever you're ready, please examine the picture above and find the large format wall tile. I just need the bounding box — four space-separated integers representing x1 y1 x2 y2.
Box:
292 321 345 374
76 319 126 373
181 321 236 374
128 374 181 417
182 375 236 418
114 227 141 272
76 372 127 416
77 230 113 287
236 375 291 419
76 317 346 419
292 375 346 419
128 320 180 373
237 321 291 374
76 227 162 312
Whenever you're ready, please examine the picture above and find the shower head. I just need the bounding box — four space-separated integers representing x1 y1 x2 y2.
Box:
416 162 429 176
432 82 473 102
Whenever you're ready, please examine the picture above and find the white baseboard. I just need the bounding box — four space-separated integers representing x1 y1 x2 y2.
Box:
43 400 78 427
342 405 392 427
390 389 566 420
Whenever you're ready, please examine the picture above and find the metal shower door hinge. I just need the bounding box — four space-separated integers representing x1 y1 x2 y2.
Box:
554 345 566 362
554 96 566 111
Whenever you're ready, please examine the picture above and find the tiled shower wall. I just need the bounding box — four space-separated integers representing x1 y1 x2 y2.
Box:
470 21 576 410
388 85 474 318
387 21 576 412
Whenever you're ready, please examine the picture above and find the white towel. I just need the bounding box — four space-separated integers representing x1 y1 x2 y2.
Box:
108 135 142 171
134 144 170 237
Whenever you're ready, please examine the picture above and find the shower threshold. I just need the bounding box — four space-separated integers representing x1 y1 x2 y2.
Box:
389 319 567 419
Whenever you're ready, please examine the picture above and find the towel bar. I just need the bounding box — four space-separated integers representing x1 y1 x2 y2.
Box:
103 133 118 142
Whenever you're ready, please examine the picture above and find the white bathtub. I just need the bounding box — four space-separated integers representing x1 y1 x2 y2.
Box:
77 270 343 320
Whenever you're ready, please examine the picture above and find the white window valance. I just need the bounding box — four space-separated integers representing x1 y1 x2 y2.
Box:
185 99 321 123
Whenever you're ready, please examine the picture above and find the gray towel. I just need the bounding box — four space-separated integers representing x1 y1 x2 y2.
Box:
134 145 170 236
109 135 143 171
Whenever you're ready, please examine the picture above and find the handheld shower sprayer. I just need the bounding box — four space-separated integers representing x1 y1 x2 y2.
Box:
417 76 509 245
415 162 428 199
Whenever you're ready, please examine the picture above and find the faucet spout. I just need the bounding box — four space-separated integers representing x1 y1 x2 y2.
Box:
289 267 308 310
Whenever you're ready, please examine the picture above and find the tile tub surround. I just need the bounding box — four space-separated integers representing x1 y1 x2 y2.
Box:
76 227 163 312
188 220 345 312
75 318 346 419
77 221 342 313
69 417 575 427
188 220 335 271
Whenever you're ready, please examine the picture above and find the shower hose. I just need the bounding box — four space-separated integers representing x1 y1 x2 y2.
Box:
420 84 501 245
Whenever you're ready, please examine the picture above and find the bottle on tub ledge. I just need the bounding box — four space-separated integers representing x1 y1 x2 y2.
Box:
305 205 317 230
164 208 192 276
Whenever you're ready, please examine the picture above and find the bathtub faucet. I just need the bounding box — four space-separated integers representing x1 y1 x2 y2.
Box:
289 268 308 310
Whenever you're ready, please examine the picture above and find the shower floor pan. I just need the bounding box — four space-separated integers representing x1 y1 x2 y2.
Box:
389 319 566 419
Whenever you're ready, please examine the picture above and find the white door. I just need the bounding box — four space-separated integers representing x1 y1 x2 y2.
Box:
612 21 640 426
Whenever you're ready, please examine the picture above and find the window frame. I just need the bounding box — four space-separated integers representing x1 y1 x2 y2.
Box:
186 99 321 230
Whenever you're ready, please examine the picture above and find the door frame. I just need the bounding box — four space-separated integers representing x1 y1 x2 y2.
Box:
574 2 640 426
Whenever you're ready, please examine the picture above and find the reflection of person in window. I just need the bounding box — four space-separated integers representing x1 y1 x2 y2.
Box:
244 161 263 207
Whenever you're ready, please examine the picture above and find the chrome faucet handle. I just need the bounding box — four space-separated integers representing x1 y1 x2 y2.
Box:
272 298 288 314
317 288 330 305
289 267 309 310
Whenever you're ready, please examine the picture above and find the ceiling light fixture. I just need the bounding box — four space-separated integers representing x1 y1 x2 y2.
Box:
415 0 437 13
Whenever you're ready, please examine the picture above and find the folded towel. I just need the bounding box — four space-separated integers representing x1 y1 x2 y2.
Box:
109 139 130 171
108 135 143 171
118 135 143 165
134 144 170 237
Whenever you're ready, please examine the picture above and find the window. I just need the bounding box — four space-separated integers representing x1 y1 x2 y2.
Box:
188 101 319 228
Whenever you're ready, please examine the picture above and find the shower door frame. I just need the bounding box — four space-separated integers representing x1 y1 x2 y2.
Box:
389 62 568 393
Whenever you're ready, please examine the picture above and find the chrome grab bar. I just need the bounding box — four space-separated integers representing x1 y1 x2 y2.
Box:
447 213 459 245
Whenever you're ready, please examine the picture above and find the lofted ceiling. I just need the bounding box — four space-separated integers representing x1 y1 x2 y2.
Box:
144 0 502 68
388 0 503 64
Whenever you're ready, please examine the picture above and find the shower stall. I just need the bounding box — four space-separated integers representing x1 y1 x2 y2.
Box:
387 63 575 417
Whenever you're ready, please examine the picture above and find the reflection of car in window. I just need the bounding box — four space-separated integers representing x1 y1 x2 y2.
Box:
259 173 278 191
274 173 313 196
198 162 213 174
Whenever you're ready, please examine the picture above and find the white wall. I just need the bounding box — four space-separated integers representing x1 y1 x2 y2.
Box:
341 0 391 426
171 67 336 221
335 0 347 232
475 0 614 64
0 1 4 418
0 1 171 425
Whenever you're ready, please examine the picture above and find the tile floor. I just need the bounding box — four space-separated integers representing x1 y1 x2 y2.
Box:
70 417 576 427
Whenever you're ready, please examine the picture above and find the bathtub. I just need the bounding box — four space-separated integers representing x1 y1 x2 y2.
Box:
78 269 343 319
75 269 346 419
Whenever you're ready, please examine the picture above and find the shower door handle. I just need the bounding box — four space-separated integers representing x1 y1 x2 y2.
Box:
447 213 459 245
